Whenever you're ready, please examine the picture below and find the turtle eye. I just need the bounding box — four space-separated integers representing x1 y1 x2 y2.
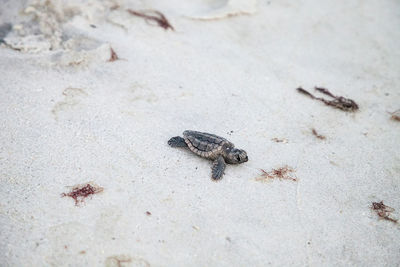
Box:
236 155 241 162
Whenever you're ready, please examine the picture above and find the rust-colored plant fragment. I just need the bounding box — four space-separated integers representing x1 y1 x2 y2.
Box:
108 47 119 62
311 128 326 140
127 9 174 30
271 137 288 143
297 87 358 112
371 201 397 223
256 166 297 182
388 109 400 121
61 182 103 206
105 255 133 267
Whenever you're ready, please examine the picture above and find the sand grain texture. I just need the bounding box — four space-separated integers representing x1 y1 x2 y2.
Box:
0 0 399 266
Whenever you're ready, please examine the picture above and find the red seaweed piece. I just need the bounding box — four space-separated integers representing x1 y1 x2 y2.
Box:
311 128 326 140
256 166 297 182
61 182 103 206
127 9 174 31
108 47 119 62
297 87 358 112
371 201 397 223
388 109 400 121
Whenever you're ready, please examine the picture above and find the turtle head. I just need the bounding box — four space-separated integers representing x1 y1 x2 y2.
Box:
224 147 248 164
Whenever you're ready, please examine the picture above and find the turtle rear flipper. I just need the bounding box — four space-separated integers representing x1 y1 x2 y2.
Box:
168 136 187 147
211 156 226 180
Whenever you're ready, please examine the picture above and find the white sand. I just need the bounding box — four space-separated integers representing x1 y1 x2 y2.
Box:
1 0 399 266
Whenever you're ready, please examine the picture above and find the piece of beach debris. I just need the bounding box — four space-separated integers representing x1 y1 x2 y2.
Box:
256 166 297 182
108 47 119 62
271 137 288 143
311 128 326 140
105 255 132 267
145 211 151 216
371 201 397 223
388 109 400 121
297 87 359 112
127 9 174 31
61 182 103 206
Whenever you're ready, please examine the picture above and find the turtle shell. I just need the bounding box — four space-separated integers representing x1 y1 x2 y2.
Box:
183 130 232 158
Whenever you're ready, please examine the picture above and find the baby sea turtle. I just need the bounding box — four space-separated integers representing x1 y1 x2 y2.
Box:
168 130 248 180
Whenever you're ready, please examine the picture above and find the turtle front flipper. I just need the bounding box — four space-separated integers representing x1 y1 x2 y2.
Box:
168 136 187 147
211 156 226 180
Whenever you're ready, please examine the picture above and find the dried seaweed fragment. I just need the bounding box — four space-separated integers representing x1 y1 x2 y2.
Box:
296 87 358 112
271 137 288 143
127 9 174 31
105 255 150 267
108 47 119 62
61 182 103 206
105 255 132 267
311 128 326 140
297 87 315 98
315 87 359 111
388 109 400 121
371 201 397 223
256 166 297 182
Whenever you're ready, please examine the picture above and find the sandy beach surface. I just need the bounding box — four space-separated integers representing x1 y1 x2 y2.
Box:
1 0 399 266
